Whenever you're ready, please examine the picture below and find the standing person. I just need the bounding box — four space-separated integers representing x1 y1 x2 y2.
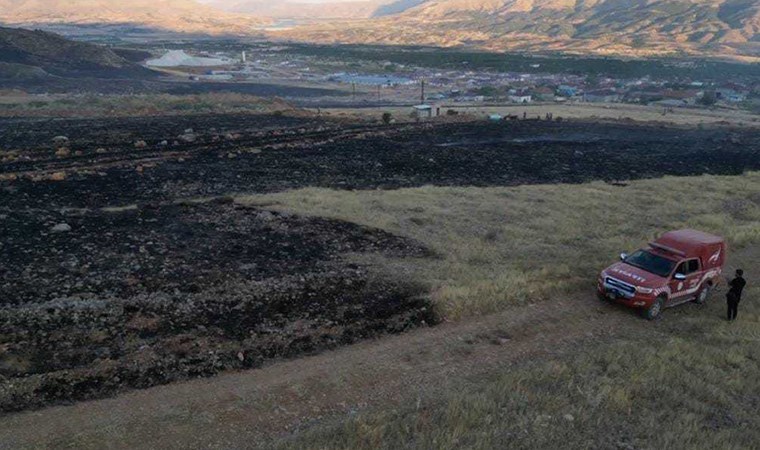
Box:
726 269 747 321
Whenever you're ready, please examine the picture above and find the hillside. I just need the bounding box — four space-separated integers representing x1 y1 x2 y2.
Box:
204 0 423 20
0 0 269 35
275 0 760 58
0 26 155 80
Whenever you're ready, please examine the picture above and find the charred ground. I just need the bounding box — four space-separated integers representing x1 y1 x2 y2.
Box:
2 114 760 412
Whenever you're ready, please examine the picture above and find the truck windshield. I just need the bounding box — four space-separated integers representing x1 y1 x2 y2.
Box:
623 250 676 278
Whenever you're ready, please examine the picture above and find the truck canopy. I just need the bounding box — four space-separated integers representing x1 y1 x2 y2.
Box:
649 229 725 268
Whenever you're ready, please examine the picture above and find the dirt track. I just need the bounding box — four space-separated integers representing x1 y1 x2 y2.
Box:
2 115 760 413
0 288 724 450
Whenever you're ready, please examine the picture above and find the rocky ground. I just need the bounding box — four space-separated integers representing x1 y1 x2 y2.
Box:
0 197 432 412
1 114 760 412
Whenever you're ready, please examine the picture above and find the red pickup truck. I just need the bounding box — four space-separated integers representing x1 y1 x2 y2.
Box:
598 229 726 320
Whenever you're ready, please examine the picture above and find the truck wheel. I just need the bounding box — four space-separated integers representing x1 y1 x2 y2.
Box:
643 296 665 321
695 284 711 304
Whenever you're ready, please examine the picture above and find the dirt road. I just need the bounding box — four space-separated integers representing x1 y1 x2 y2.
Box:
0 290 667 449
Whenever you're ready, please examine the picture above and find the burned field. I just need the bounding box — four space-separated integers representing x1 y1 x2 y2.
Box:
0 198 432 412
2 114 760 412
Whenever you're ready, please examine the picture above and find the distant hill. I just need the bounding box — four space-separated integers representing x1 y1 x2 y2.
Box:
0 0 269 35
276 0 760 59
0 26 155 80
203 0 426 20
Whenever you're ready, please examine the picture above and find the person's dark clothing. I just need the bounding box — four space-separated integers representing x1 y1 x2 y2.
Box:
726 276 746 321
728 276 746 300
727 292 739 321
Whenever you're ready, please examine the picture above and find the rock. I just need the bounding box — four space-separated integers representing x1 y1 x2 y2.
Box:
179 133 196 143
227 152 238 159
96 148 107 154
237 351 245 362
158 140 168 147
48 172 66 181
52 136 69 145
184 128 194 134
563 414 575 422
51 223 72 233
74 150 83 156
55 147 71 157
134 140 148 149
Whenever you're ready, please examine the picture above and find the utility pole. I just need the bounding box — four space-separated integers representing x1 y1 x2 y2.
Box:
420 79 425 104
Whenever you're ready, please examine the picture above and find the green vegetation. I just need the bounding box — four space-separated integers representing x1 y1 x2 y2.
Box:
699 91 718 106
241 172 760 319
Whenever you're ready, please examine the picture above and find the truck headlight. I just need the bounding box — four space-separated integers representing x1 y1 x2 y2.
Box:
636 286 653 294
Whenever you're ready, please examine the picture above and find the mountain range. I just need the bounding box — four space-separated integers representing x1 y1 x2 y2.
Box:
0 0 269 35
200 0 426 19
0 0 758 58
277 0 760 58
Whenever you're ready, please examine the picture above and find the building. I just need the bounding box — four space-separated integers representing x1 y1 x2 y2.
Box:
532 86 555 101
508 90 532 103
412 104 434 119
584 89 621 103
716 88 747 103
557 85 578 97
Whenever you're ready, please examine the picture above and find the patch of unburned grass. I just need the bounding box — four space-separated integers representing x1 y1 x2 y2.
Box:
280 307 760 449
238 172 760 320
274 290 760 450
0 93 295 118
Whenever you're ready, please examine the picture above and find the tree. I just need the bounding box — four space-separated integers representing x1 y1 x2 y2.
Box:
698 91 717 107
382 112 393 124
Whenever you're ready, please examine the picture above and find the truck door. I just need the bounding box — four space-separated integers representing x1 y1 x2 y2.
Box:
669 259 701 304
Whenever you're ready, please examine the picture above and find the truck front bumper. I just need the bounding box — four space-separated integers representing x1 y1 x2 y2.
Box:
597 283 654 308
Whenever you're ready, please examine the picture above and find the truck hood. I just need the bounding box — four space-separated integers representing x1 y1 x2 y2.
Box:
603 262 667 288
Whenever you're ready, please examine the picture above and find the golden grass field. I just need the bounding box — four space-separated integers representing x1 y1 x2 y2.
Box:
238 173 760 449
322 102 760 129
240 173 760 320
0 93 296 117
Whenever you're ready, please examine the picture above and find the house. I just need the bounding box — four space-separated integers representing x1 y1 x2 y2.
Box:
412 104 434 119
660 89 701 105
584 89 622 103
509 90 532 103
715 88 747 103
533 86 555 101
557 85 578 97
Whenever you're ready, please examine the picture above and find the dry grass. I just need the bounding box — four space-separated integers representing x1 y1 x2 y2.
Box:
322 103 760 128
254 173 760 450
275 317 760 449
238 172 760 320
0 93 295 118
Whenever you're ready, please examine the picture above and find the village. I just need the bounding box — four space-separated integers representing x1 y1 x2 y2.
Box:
140 42 760 113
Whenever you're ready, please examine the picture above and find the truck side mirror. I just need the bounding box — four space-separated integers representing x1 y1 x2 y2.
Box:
620 253 628 261
674 273 686 281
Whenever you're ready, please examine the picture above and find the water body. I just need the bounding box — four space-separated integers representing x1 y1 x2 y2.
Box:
331 74 415 86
